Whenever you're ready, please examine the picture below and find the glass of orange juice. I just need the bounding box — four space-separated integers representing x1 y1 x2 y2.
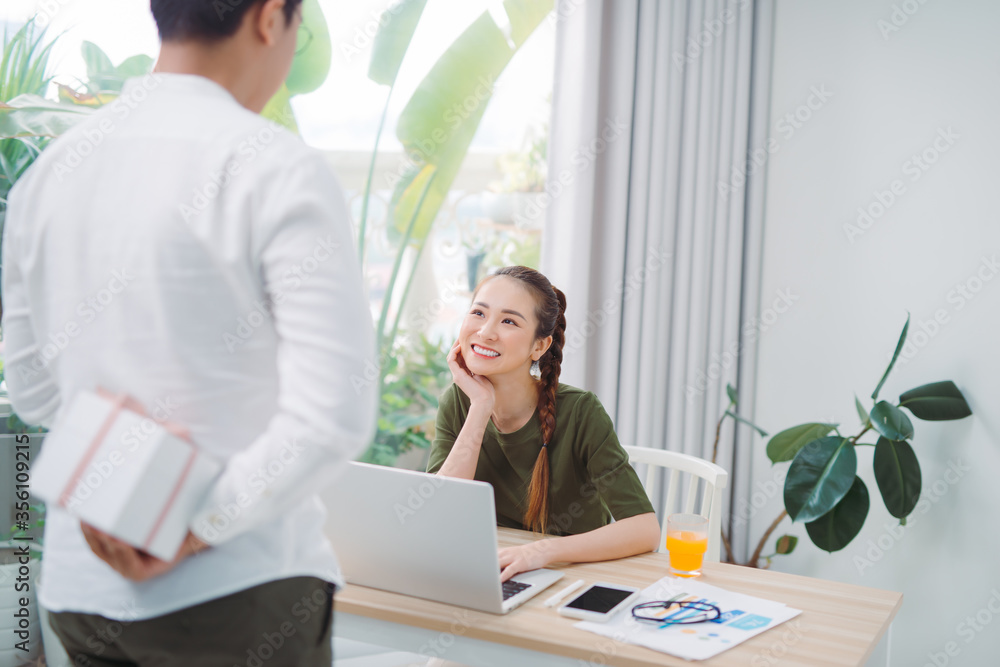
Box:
666 513 708 578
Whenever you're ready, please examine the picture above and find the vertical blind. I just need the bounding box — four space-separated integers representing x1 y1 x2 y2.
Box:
542 0 775 559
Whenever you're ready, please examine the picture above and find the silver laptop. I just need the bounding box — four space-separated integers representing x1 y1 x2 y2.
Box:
323 462 564 614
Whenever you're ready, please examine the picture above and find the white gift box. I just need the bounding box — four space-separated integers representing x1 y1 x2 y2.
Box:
32 389 221 561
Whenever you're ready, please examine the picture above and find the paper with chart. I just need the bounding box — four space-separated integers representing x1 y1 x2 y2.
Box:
574 576 802 661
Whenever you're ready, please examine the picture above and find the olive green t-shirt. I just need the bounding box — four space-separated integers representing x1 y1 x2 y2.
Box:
427 383 655 536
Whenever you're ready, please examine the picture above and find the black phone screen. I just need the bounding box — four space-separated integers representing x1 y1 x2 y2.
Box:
564 585 634 613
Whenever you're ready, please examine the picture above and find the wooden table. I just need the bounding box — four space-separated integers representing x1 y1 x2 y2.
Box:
333 527 902 666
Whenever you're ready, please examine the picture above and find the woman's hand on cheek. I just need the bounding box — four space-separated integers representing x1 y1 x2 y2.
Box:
447 340 496 409
498 541 553 582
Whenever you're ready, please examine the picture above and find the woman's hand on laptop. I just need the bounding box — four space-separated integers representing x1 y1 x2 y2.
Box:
499 542 552 582
81 522 210 581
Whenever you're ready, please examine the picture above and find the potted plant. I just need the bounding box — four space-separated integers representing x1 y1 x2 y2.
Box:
710 314 972 566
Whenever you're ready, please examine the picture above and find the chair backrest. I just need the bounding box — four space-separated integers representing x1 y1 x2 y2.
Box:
622 445 729 563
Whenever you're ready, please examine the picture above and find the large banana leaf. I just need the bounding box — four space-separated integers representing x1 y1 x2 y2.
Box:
263 0 333 132
285 0 332 95
390 0 554 242
368 0 429 86
0 94 92 139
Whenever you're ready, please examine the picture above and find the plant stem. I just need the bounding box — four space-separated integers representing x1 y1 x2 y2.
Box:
749 509 787 567
850 424 872 445
357 90 393 265
710 404 731 465
372 172 437 416
374 171 437 355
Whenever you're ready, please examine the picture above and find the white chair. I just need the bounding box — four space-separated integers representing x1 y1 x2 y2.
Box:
622 445 729 563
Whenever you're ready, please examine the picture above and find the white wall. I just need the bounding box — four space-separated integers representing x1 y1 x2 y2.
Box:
753 1 1000 665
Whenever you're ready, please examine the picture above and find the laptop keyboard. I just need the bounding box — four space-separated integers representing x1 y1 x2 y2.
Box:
502 579 531 601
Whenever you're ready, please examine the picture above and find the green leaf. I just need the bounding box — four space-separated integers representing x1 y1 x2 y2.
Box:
368 0 429 86
775 534 798 555
504 0 555 47
391 1 553 242
115 54 154 80
261 83 298 132
872 313 909 401
805 476 870 552
81 41 115 81
873 437 921 519
899 380 972 421
726 383 738 405
784 436 857 522
0 94 91 139
855 394 870 427
725 410 768 437
869 401 914 441
286 0 332 95
766 423 838 464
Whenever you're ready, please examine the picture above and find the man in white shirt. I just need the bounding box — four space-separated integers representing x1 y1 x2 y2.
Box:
1 0 375 663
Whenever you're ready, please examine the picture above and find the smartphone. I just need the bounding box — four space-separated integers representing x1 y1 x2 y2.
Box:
557 582 640 622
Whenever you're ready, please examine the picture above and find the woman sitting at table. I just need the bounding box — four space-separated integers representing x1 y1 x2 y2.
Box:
428 265 660 581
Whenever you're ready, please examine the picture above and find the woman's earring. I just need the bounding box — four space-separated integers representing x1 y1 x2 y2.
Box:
530 360 542 381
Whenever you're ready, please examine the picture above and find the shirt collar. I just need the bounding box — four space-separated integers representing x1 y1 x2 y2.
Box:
121 72 241 107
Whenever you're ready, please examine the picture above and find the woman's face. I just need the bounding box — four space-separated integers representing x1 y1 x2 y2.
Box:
459 276 551 380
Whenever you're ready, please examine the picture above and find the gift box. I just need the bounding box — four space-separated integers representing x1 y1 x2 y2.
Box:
32 389 221 561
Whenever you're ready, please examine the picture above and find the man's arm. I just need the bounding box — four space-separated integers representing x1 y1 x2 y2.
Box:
189 151 377 546
1 186 61 427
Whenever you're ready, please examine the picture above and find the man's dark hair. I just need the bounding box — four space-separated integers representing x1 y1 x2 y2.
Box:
151 0 303 42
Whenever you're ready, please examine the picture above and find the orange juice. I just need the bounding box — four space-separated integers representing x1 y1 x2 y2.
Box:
666 530 708 577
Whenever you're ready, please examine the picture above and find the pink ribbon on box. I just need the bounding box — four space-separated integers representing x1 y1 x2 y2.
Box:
60 387 199 556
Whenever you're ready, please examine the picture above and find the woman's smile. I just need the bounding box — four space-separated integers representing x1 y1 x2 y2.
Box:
471 344 500 358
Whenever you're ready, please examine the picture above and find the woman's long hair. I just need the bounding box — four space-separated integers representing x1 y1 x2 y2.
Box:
473 266 566 533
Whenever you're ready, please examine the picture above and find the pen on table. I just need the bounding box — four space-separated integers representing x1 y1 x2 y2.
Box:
545 579 586 607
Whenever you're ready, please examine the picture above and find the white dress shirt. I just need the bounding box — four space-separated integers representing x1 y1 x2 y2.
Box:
1 72 376 620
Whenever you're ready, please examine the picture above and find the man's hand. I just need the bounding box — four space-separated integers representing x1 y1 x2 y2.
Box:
81 522 209 582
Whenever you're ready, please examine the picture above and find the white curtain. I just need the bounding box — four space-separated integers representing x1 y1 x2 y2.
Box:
541 0 776 560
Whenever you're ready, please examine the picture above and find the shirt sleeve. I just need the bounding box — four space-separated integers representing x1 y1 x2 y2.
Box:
578 393 655 521
1 183 61 428
426 383 461 474
189 150 377 546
